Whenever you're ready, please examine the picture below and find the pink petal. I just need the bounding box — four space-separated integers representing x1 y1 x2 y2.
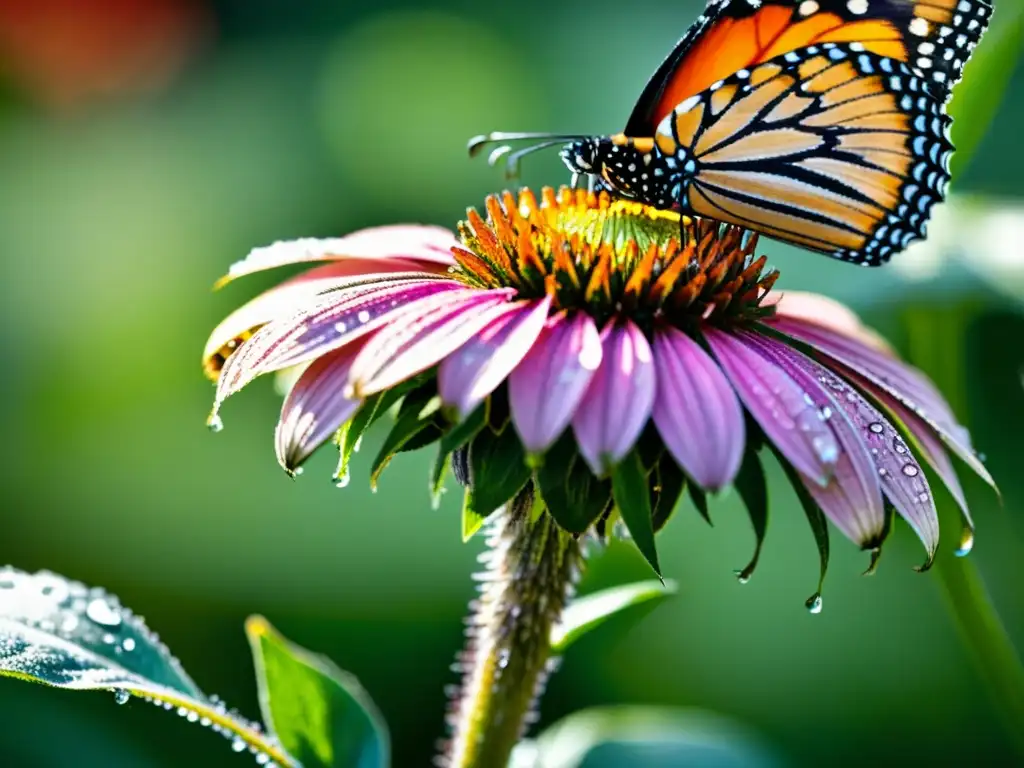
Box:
572 319 657 476
705 328 839 486
204 261 441 368
211 279 463 420
348 289 518 397
650 325 744 491
769 315 993 490
509 312 603 455
437 296 552 419
770 291 893 354
275 342 364 473
808 357 939 564
217 226 459 286
748 334 886 548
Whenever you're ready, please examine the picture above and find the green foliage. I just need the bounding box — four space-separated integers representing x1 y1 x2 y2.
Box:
370 385 443 489
462 424 531 539
733 451 768 584
551 580 677 653
247 617 389 768
611 451 661 578
778 459 830 612
535 434 612 535
432 402 489 506
0 568 294 766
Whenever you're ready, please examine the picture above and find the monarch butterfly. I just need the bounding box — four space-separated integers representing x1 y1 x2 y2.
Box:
470 0 993 265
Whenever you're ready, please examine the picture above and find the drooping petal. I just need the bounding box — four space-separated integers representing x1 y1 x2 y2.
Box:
573 319 657 476
803 356 940 566
704 328 839 486
770 291 893 353
217 226 459 286
275 342 364 472
748 334 886 548
650 326 744 491
509 312 603 455
437 296 552 419
204 262 441 377
348 288 517 396
848 370 975 551
768 315 993 490
212 279 463 419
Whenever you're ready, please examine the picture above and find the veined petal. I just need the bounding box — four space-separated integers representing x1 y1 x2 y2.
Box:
749 334 886 548
705 328 839 486
275 342 364 473
769 315 993 490
437 296 552 419
204 262 441 376
806 357 939 565
218 225 459 286
651 326 744 491
509 312 603 455
348 288 518 396
573 319 656 476
770 291 892 354
212 279 462 418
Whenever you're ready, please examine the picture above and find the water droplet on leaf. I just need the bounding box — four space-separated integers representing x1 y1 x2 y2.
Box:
806 594 823 614
113 689 130 705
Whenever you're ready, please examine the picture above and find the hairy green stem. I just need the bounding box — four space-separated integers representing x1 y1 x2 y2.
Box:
443 492 581 768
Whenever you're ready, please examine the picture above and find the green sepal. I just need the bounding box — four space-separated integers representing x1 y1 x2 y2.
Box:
462 424 531 537
688 484 713 526
534 433 612 534
430 402 490 505
369 385 443 490
635 424 664 473
333 375 426 485
650 455 686 533
779 457 830 611
734 450 768 584
246 616 389 768
612 450 661 579
551 579 678 653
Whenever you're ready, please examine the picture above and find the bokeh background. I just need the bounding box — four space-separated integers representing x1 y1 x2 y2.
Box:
1 1 1022 765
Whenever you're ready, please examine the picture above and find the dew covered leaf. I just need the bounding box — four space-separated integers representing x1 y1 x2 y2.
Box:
551 580 677 653
0 567 295 766
247 616 389 768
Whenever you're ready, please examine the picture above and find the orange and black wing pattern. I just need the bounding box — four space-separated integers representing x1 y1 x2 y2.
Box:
654 44 952 264
625 0 993 136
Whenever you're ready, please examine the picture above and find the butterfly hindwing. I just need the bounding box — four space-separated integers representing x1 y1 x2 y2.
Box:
655 43 952 265
626 0 992 135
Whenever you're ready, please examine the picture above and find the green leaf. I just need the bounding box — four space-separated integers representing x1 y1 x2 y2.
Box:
650 456 686 533
778 459 830 613
535 433 612 534
431 402 489 503
551 580 678 653
462 425 531 536
612 451 661 578
948 6 1024 178
0 567 295 766
733 450 768 584
512 705 780 768
247 616 388 768
370 386 442 489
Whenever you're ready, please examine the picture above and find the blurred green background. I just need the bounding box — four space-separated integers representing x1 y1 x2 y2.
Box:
1 1 1022 765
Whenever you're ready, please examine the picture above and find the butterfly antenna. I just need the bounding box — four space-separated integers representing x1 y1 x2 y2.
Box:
467 132 585 158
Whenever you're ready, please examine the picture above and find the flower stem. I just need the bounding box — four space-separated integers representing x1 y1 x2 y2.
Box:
444 493 581 768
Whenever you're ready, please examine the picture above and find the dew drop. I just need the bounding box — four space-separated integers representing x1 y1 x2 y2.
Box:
102 633 116 645
806 594 823 614
231 738 248 753
735 571 751 585
878 468 888 477
956 528 975 557
868 422 884 434
86 598 122 627
334 467 351 488
122 638 136 652
113 690 130 706
902 464 920 477
334 321 347 333
357 310 371 323
207 413 224 433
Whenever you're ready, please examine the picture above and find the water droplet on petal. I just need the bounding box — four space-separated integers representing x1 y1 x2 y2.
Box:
902 464 919 477
122 638 136 652
86 598 122 627
231 738 247 753
806 594 823 614
357 310 371 323
956 528 975 557
207 413 224 433
113 689 130 706
868 422 884 434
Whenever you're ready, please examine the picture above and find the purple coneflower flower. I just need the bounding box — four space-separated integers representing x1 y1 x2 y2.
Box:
204 187 995 598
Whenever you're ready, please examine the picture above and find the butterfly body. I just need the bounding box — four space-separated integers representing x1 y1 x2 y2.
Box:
473 0 992 264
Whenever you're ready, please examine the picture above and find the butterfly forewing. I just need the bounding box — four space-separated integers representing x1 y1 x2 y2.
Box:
657 44 952 264
626 0 993 136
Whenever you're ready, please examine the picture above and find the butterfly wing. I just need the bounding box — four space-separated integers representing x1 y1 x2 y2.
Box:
625 0 992 135
656 44 952 265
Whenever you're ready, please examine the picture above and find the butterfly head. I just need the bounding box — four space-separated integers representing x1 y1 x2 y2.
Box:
560 135 678 209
